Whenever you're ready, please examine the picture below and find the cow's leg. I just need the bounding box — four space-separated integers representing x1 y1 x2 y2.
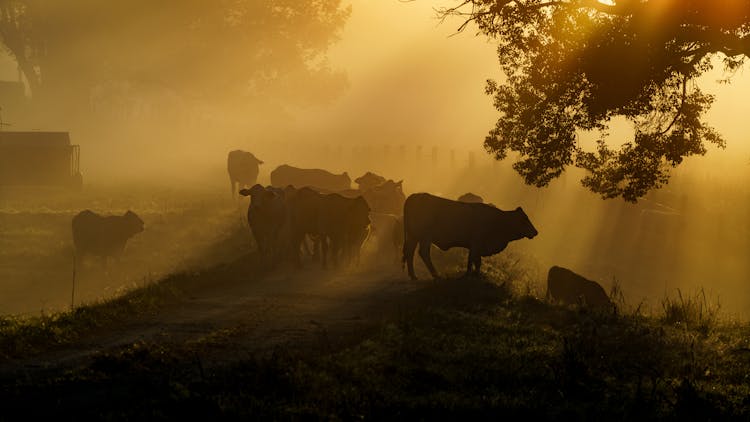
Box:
320 236 329 269
290 233 304 268
467 244 482 276
334 234 343 267
403 236 418 280
473 255 482 275
418 241 439 279
230 178 236 198
74 250 84 272
307 236 318 261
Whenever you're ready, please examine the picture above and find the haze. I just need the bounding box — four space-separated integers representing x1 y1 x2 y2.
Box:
1 1 748 317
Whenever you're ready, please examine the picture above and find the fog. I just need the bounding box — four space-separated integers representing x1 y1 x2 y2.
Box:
1 1 748 317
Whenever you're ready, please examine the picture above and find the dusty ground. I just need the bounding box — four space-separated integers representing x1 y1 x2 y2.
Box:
0 252 441 375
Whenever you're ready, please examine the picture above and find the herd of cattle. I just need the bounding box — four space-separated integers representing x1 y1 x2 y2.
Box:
67 149 615 310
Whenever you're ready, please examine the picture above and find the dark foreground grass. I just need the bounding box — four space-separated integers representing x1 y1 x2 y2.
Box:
1 268 749 420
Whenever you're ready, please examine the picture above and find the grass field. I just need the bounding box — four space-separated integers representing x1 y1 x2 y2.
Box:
0 254 748 420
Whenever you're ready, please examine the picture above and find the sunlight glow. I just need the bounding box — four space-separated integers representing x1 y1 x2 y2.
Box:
597 0 616 5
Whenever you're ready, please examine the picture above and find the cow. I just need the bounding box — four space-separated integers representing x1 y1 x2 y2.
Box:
284 187 370 268
366 212 403 263
227 150 264 198
546 266 612 309
71 210 144 268
285 187 330 268
317 193 371 267
361 179 405 215
457 192 484 203
270 164 351 192
402 193 537 280
306 178 405 216
239 184 288 262
355 171 387 192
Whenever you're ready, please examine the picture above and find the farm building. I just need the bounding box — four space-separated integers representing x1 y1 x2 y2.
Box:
0 131 82 187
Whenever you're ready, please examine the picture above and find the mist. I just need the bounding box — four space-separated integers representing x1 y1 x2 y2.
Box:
0 0 749 318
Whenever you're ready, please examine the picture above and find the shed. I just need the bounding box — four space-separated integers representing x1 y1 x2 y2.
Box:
0 131 82 187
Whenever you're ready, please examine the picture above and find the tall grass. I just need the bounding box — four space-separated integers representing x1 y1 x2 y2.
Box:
661 287 721 335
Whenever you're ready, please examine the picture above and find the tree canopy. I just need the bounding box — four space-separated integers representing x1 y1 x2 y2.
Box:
441 0 750 201
0 1 349 117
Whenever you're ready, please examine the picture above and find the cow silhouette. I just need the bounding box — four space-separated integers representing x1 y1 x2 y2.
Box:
72 210 144 268
546 266 612 309
228 150 264 198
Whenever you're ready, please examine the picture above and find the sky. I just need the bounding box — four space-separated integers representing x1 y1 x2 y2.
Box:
1 0 747 156
289 0 502 149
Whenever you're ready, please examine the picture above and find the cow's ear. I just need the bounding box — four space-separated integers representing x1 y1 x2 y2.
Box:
239 189 251 196
258 160 264 165
516 206 522 212
396 180 403 186
343 172 349 177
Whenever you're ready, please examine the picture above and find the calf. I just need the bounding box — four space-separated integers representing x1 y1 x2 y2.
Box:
72 210 144 267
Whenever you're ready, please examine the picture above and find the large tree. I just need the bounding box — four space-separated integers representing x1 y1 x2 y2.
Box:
441 0 750 201
0 0 349 117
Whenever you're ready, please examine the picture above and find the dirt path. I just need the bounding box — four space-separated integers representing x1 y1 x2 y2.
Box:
2 256 427 374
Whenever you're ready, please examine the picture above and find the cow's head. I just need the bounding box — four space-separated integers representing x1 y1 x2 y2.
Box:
123 210 145 235
355 172 386 189
515 207 538 239
239 183 263 197
458 192 483 203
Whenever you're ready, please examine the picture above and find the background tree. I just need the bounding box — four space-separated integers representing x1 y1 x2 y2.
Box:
441 0 750 201
0 0 349 124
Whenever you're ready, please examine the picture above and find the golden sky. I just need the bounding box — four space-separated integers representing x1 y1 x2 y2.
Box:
0 0 748 156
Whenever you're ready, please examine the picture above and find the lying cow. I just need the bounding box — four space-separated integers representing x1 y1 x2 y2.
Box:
546 266 612 308
402 193 537 280
72 209 144 267
227 150 264 198
270 164 351 192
